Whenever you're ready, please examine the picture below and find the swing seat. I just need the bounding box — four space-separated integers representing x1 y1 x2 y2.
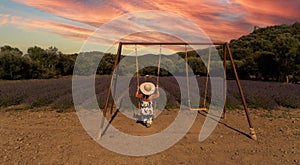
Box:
189 107 208 111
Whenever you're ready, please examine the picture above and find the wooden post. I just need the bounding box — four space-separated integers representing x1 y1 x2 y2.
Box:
223 44 227 119
110 46 123 115
97 42 123 139
226 43 257 140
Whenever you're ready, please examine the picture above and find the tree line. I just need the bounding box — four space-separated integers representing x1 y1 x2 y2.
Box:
227 22 300 83
0 22 299 82
0 46 76 79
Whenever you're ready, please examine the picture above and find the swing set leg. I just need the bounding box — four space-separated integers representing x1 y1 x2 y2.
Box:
222 99 227 119
226 43 257 140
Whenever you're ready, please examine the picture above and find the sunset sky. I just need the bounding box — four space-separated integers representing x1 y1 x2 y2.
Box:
0 0 300 54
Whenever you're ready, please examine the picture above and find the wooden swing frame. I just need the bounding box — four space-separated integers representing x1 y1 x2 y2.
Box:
97 42 257 141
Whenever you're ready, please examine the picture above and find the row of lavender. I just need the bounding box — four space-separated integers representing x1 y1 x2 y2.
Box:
0 76 299 111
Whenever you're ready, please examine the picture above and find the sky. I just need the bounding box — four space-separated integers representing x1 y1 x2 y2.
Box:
0 0 300 54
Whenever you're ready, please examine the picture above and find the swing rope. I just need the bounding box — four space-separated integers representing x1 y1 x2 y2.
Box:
185 45 191 109
135 44 140 88
135 44 141 113
203 46 211 107
186 45 210 111
153 45 162 114
156 45 162 87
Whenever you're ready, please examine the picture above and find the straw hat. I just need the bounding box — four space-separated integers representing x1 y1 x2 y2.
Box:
140 82 155 95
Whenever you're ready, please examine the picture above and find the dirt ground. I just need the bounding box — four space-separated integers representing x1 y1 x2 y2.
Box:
0 108 299 164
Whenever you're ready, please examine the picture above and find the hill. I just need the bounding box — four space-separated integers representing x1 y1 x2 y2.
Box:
228 22 300 82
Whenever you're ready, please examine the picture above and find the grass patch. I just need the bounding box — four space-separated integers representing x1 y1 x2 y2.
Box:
0 96 24 107
275 98 300 109
30 98 50 108
260 110 292 119
260 112 275 118
248 97 274 110
51 99 74 113
2 104 32 112
226 99 241 110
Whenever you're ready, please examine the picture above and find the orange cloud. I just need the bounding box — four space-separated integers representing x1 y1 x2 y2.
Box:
11 0 300 44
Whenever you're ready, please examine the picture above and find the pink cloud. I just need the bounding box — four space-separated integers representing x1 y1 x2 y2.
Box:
11 0 300 44
13 0 124 26
232 0 300 26
0 14 11 26
8 15 95 41
235 0 299 18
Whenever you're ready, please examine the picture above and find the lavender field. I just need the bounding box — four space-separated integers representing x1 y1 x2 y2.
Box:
0 76 299 112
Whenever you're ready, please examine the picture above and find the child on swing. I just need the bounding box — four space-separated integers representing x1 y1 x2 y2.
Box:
135 82 160 127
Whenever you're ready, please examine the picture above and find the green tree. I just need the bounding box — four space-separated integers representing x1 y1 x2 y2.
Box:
293 47 300 82
188 57 206 75
56 54 76 76
0 45 43 79
273 33 299 82
98 53 115 75
1 45 22 55
256 51 278 80
27 46 61 78
0 46 23 79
